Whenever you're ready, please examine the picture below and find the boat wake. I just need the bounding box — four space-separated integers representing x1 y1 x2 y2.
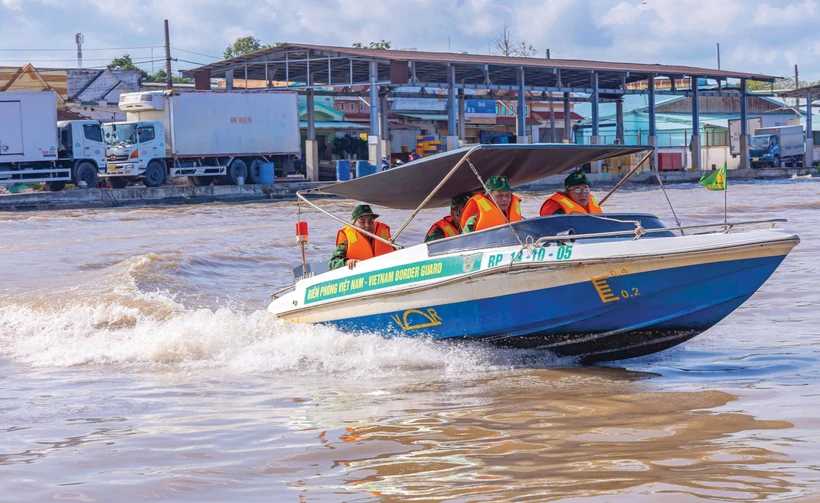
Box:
0 254 572 375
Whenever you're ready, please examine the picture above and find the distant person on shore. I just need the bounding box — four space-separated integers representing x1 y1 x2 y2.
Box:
539 169 602 216
329 204 393 270
425 193 471 243
460 176 522 233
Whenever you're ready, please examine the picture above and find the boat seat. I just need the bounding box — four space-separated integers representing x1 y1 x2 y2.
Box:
426 213 673 256
293 261 329 280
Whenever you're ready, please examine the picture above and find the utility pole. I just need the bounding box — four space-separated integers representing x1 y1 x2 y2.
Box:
794 64 799 90
546 48 550 59
75 33 83 68
716 43 720 70
164 19 172 89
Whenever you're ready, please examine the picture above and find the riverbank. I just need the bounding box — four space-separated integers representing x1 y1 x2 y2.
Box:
0 166 815 211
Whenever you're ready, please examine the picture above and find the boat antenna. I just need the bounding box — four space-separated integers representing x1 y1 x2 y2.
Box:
648 156 684 235
466 157 525 246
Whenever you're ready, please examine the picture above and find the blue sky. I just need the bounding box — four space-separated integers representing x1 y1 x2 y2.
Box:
1 0 818 81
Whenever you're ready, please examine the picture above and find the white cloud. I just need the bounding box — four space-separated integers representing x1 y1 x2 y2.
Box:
753 0 818 25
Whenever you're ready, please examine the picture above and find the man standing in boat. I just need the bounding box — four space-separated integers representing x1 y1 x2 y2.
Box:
540 169 602 216
460 175 522 233
329 204 393 270
424 193 471 242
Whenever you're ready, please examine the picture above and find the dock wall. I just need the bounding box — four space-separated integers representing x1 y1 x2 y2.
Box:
0 167 814 212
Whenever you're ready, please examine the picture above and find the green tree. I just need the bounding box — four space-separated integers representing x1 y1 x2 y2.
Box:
746 78 820 91
224 36 273 59
108 54 149 79
352 40 392 50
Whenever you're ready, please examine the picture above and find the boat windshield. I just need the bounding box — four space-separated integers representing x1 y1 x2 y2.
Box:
751 136 771 148
102 124 137 146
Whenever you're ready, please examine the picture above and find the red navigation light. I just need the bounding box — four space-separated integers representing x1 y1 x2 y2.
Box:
296 221 309 243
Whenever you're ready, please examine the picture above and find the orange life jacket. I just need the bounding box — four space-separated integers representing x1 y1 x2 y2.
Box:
539 192 602 216
426 216 460 240
460 193 522 232
336 222 393 261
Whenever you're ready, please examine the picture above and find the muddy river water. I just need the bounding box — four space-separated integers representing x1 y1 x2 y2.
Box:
1 180 819 502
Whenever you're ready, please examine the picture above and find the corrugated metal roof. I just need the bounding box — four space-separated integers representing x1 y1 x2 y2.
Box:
191 43 778 82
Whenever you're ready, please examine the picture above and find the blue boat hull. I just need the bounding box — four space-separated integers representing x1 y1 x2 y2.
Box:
325 254 788 362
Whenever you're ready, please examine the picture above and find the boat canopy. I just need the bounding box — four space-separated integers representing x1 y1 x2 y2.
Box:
312 144 649 210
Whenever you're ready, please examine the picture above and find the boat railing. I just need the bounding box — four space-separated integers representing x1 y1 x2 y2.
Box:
530 218 787 248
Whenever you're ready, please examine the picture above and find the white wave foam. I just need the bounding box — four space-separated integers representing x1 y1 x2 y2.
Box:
0 299 570 376
0 253 572 375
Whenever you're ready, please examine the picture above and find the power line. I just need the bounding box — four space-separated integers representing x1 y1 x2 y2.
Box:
174 48 221 60
0 46 162 52
0 56 154 63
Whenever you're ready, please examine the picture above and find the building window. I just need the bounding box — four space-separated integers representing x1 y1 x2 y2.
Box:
359 102 364 112
502 106 507 116
350 103 354 111
495 105 500 115
524 105 528 115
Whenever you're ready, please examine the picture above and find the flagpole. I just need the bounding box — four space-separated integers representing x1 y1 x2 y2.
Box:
724 168 728 224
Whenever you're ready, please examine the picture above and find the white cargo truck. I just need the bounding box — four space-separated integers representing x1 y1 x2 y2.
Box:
750 125 806 168
728 116 799 156
101 90 300 188
0 91 106 191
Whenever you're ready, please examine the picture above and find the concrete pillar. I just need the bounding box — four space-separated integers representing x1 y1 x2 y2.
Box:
591 71 601 172
379 94 390 165
446 65 458 151
648 76 658 169
305 87 319 181
517 68 528 144
615 98 624 144
225 69 234 90
806 89 814 167
457 89 466 142
739 78 750 170
368 61 382 168
548 92 557 143
691 78 701 171
563 92 571 143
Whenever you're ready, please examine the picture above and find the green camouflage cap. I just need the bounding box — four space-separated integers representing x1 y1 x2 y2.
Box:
450 192 472 209
351 204 379 223
485 175 512 192
564 169 592 189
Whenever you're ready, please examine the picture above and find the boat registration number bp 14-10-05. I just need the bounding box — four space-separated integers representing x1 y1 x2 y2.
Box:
486 245 573 268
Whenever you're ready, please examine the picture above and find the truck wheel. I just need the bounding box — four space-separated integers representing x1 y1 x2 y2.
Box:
143 161 166 187
188 176 213 186
106 177 129 189
74 162 98 188
219 159 248 185
773 156 781 168
247 159 263 184
44 181 67 192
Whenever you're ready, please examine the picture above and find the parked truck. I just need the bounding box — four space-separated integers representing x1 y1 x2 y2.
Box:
749 125 805 168
101 90 300 188
728 116 799 156
0 91 105 191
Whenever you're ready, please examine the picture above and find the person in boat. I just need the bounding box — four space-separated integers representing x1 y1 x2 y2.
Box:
424 193 471 243
460 175 523 233
539 169 603 216
329 204 393 271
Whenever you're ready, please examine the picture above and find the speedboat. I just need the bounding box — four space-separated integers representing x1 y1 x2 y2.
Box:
269 145 799 362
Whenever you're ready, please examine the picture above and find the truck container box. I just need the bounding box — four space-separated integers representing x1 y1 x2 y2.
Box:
120 91 300 157
0 91 58 164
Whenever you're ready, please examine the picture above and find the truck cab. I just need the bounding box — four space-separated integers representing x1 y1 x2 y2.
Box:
56 120 107 169
750 134 779 167
101 121 166 183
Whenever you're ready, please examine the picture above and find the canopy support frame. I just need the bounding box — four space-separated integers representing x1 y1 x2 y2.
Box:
389 146 483 243
296 191 403 250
